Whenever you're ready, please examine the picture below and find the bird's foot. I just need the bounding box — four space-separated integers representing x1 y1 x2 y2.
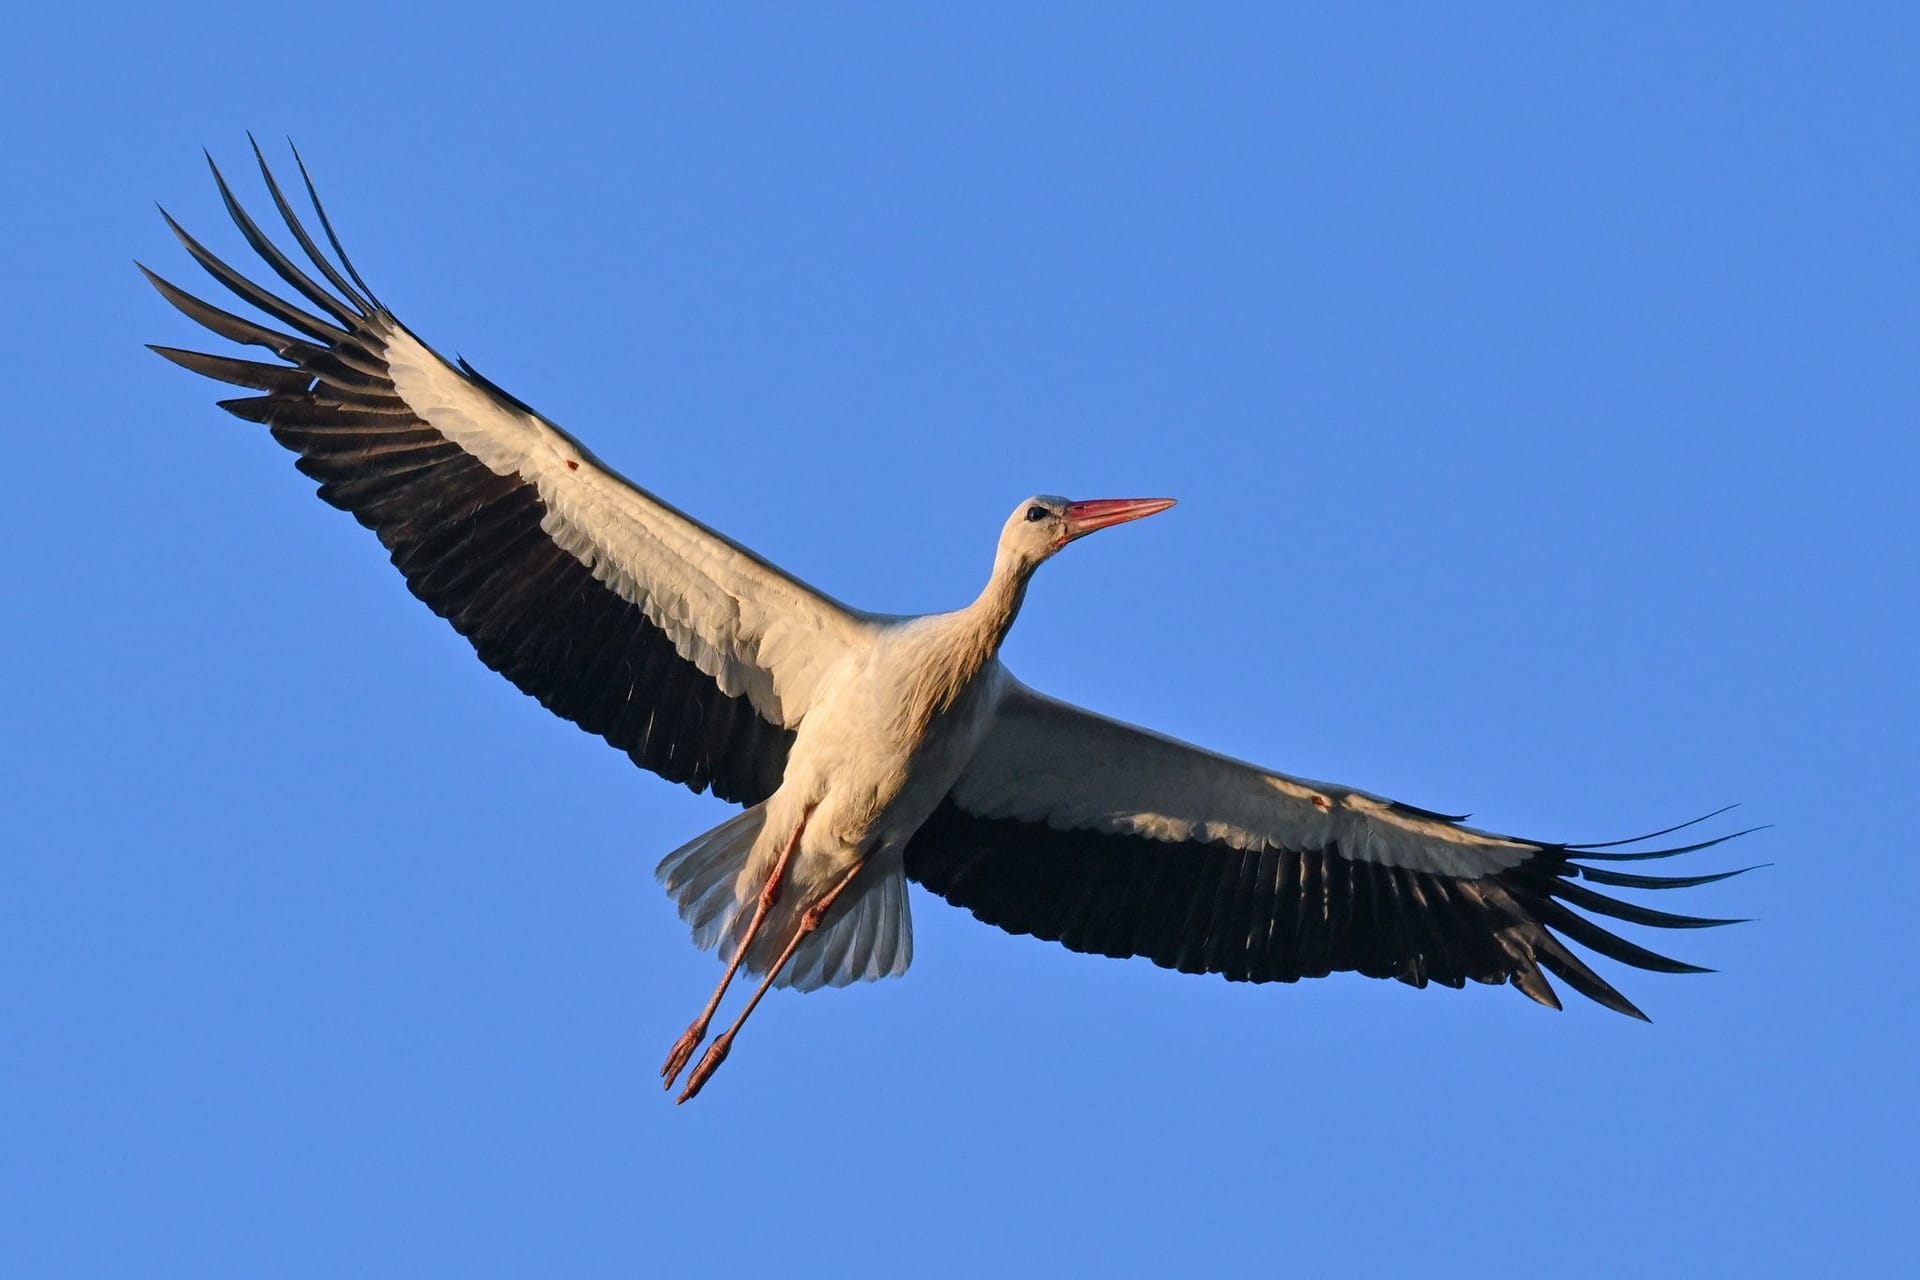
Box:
660 1024 707 1090
675 1032 733 1104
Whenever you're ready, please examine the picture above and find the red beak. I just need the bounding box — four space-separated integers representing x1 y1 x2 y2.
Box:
1061 497 1178 543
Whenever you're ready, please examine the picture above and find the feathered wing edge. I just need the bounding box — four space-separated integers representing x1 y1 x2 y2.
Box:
1486 820 1760 1018
143 139 796 804
905 804 1759 1020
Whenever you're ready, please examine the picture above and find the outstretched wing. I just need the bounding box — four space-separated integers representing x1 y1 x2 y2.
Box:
147 143 874 804
907 678 1753 1018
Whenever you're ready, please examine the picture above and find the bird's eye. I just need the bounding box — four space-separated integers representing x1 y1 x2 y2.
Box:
1025 505 1050 522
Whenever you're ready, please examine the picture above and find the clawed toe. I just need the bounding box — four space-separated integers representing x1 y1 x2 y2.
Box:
661 1026 704 1089
676 1034 732 1104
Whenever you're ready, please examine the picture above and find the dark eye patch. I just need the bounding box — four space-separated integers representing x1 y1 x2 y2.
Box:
1025 505 1050 522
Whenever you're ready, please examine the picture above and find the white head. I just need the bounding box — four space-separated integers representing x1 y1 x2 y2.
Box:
995 493 1178 574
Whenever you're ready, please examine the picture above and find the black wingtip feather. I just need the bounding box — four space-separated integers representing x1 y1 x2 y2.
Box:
1528 929 1651 1019
1574 862 1766 891
247 135 378 316
157 204 353 347
1565 804 1741 850
203 148 363 328
1534 900 1716 975
141 264 308 357
289 141 382 309
149 344 312 393
1554 878 1746 930
1509 962 1563 1011
1570 826 1768 862
216 394 278 423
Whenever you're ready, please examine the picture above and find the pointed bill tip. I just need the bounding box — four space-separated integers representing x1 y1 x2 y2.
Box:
1061 496 1178 540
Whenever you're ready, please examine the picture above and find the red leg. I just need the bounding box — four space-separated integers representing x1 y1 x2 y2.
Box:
675 859 866 1104
659 809 809 1090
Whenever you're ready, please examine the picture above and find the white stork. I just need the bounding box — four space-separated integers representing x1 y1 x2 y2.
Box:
147 145 1751 1102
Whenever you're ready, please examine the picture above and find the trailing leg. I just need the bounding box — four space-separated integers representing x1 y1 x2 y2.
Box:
676 858 866 1104
659 808 810 1090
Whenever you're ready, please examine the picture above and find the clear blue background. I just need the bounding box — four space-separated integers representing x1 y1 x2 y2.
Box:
4 5 1914 1276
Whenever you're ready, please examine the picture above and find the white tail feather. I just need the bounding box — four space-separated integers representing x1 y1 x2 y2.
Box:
656 805 768 952
655 807 913 991
772 865 913 991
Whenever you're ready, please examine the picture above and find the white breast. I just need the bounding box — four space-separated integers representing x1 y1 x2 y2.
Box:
779 617 1006 865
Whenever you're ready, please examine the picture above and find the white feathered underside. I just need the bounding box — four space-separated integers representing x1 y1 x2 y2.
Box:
952 677 1540 879
379 324 866 728
655 808 913 993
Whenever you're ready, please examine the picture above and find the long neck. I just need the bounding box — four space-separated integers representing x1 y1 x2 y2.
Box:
904 544 1035 723
963 544 1035 657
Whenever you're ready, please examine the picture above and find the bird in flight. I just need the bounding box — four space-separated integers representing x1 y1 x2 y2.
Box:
147 144 1752 1102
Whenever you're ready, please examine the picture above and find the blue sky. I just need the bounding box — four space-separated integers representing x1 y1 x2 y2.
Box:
4 4 1915 1276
